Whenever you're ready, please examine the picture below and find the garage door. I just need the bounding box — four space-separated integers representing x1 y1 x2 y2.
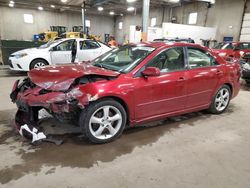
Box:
240 13 250 41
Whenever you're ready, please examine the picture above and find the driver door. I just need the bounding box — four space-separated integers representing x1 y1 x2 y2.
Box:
50 39 76 64
133 47 188 120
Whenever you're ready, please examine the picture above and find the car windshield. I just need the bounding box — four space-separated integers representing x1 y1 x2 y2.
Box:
213 42 235 49
92 45 155 73
38 39 64 49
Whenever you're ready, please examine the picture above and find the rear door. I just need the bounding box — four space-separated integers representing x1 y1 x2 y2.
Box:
77 40 103 61
50 39 76 64
186 47 222 108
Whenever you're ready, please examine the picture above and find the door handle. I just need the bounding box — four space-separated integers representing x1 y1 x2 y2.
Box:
177 77 185 82
216 70 223 75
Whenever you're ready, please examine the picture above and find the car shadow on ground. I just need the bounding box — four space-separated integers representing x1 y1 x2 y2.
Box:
0 104 236 184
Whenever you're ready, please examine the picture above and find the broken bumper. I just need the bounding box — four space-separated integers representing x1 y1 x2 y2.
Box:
10 78 95 131
10 78 89 114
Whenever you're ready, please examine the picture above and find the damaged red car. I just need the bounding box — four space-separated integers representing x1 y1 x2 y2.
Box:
10 42 241 143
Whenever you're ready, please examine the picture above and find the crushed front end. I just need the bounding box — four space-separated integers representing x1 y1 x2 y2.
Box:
9 63 120 143
10 77 91 132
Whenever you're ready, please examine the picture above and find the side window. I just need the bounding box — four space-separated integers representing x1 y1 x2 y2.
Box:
187 47 218 69
80 40 100 50
146 47 185 73
54 40 75 51
239 43 250 50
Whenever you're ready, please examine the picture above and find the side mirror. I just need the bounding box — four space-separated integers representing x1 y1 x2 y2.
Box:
50 47 56 51
141 67 161 77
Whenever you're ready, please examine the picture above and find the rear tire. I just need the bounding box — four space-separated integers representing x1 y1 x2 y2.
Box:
79 99 127 144
30 59 48 70
208 85 231 114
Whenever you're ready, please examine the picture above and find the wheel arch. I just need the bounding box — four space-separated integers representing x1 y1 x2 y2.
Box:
29 58 49 70
94 96 130 126
224 83 233 97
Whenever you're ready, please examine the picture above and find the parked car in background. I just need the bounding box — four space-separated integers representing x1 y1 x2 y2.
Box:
8 38 111 71
240 52 250 84
153 38 195 43
11 42 241 143
212 41 250 58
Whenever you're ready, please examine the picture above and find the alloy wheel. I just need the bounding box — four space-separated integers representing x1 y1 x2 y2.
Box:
89 105 122 140
34 62 46 68
215 88 230 112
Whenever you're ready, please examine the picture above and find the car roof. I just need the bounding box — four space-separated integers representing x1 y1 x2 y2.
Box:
154 38 194 41
131 41 204 49
55 38 92 42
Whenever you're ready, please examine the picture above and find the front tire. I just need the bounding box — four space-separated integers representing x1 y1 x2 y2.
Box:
30 59 48 70
208 85 231 114
79 99 127 144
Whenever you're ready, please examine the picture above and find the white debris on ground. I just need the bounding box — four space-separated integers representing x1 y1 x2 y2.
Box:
19 124 46 143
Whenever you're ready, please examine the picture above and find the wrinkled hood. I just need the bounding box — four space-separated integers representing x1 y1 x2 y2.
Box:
28 63 120 91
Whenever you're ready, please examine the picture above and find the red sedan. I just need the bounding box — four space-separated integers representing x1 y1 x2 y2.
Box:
213 41 250 58
10 42 241 143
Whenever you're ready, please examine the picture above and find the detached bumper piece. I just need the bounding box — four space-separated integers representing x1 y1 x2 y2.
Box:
19 124 46 143
15 110 64 145
10 78 87 145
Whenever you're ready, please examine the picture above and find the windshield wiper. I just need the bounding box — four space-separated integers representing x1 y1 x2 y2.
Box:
93 63 103 68
93 63 123 73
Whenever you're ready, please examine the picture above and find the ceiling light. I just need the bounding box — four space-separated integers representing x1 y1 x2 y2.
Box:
61 0 67 3
9 1 15 4
50 5 55 8
127 0 136 2
97 7 103 11
109 11 114 15
120 13 124 16
38 6 43 10
9 3 14 7
127 7 135 11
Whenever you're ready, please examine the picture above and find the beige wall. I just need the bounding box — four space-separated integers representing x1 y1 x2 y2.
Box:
0 6 115 41
115 0 246 43
0 0 247 43
115 7 170 43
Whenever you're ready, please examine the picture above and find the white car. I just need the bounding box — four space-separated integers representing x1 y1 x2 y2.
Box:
8 38 111 71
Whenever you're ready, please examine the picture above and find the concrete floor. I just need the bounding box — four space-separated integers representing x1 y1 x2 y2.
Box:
0 69 250 188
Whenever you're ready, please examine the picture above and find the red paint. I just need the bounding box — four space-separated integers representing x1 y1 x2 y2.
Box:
12 42 241 126
213 42 250 59
28 63 120 91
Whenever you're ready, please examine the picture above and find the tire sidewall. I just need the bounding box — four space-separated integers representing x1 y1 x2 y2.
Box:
30 59 48 70
209 85 231 114
79 99 127 144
